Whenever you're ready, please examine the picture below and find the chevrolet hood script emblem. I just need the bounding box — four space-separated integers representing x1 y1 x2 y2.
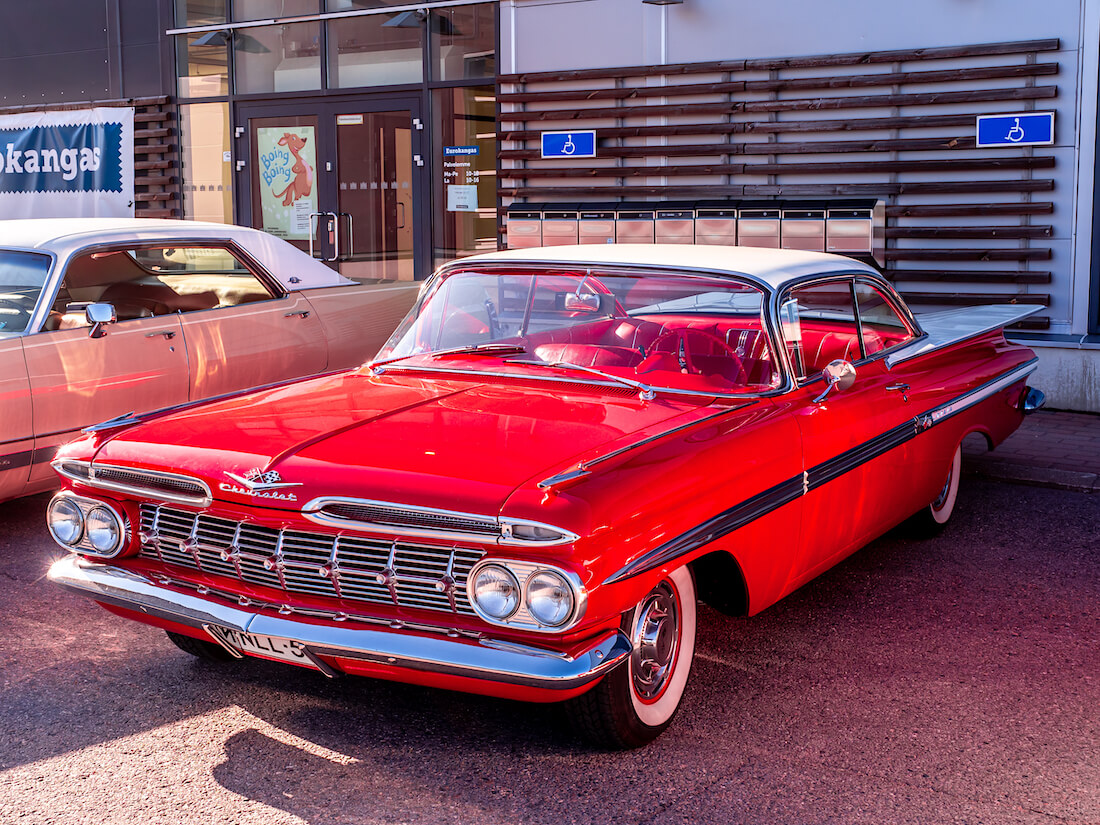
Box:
223 468 303 492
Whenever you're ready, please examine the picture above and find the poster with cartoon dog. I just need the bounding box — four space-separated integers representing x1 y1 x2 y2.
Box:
257 126 317 239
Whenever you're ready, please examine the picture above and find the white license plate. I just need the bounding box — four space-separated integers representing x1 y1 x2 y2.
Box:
215 627 317 670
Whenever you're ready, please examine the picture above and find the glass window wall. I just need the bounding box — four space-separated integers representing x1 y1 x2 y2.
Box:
179 102 233 223
431 4 496 81
328 12 424 88
432 86 497 266
234 21 322 94
233 0 320 20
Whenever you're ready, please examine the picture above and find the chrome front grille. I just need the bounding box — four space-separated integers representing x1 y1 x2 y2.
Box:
139 504 483 616
54 460 211 507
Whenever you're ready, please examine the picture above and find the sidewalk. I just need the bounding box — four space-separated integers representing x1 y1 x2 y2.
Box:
963 409 1100 493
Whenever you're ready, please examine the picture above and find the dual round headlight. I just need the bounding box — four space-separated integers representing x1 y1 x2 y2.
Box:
470 563 577 629
47 495 125 557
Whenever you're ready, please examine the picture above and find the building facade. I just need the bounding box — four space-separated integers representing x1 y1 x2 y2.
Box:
1 0 1098 409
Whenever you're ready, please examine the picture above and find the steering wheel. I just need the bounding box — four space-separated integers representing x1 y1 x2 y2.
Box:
641 328 747 384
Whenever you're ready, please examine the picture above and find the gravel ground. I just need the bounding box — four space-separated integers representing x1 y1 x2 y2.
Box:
0 480 1097 825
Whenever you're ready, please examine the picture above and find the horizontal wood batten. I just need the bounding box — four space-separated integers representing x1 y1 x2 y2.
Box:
501 86 1057 123
501 114 980 142
884 249 1052 262
499 157 1055 179
503 181 1055 198
890 270 1052 284
887 203 1055 217
498 38 1060 84
886 226 1053 240
901 292 1050 306
499 63 1057 104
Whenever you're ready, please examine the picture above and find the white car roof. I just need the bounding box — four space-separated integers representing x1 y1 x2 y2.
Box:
0 218 351 291
454 244 881 291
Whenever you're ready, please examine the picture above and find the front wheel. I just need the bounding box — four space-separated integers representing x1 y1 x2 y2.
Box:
905 443 962 537
566 566 697 749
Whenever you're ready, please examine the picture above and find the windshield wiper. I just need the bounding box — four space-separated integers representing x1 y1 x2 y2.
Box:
367 343 527 373
504 359 657 401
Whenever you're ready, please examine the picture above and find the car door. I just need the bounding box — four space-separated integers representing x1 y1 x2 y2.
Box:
0 340 34 500
22 314 188 488
779 276 918 586
154 244 328 400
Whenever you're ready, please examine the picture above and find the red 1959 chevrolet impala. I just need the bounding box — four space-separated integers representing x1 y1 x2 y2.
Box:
47 244 1043 748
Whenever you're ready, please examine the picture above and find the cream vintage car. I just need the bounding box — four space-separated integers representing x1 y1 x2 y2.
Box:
0 218 415 502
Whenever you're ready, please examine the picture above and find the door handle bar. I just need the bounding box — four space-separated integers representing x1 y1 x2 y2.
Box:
145 330 176 339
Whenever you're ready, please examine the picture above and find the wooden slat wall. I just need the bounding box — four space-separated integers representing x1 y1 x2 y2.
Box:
498 39 1061 329
0 96 179 219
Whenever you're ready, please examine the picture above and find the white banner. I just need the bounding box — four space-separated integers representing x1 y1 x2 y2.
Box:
0 107 135 219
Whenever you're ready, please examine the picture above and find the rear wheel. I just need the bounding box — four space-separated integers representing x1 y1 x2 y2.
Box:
567 566 697 749
906 444 962 537
166 630 236 662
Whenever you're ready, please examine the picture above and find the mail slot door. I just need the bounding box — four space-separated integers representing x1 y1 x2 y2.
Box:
616 209 655 243
736 208 780 248
695 208 739 245
507 209 543 249
541 208 579 246
826 208 874 255
781 208 826 252
655 209 695 244
578 210 617 244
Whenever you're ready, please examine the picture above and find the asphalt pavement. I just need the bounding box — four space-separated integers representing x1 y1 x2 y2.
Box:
1 477 1097 825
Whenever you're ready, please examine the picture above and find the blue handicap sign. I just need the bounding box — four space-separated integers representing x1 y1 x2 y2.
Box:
541 131 597 159
976 112 1054 147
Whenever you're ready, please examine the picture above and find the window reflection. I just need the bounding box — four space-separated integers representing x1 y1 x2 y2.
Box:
233 0 319 20
432 4 496 81
328 12 424 88
433 86 497 266
234 22 322 94
180 102 232 223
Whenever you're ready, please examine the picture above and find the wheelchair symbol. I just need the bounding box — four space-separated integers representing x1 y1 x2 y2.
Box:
1007 118 1025 143
562 134 577 155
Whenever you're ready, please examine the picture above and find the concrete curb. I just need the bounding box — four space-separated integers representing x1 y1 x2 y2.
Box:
964 455 1100 494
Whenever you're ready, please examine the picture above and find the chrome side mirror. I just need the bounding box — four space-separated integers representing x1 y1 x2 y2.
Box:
562 292 601 313
86 303 117 339
813 359 856 403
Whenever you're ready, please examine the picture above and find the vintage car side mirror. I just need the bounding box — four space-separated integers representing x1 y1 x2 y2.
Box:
85 303 117 339
813 359 856 403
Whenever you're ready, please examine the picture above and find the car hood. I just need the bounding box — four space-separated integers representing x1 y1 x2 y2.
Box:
89 370 709 515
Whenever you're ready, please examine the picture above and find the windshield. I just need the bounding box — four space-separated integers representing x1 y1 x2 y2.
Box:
376 266 780 397
0 250 52 333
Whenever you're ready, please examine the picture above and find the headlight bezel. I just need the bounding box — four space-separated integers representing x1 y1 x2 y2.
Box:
46 493 129 558
47 495 85 546
467 558 586 632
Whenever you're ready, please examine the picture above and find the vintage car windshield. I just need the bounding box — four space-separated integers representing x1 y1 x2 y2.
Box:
0 249 52 333
376 267 780 397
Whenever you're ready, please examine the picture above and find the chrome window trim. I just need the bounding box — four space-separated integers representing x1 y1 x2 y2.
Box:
467 558 588 634
46 491 130 558
54 459 213 507
302 496 579 547
3 246 61 337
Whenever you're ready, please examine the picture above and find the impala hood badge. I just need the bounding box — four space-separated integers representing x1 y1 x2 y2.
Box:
220 468 302 500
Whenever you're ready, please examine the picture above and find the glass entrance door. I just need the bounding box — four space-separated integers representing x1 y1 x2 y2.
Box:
334 111 415 282
238 98 425 283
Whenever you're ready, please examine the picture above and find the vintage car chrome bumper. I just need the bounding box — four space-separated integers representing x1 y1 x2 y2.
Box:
48 556 630 690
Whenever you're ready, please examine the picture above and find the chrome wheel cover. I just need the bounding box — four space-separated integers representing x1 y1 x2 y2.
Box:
630 582 680 701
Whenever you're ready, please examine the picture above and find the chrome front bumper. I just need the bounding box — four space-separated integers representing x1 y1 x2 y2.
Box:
48 556 630 690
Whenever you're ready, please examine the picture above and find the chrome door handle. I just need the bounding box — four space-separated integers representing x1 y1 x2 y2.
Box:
886 382 910 401
145 330 176 339
285 310 310 319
